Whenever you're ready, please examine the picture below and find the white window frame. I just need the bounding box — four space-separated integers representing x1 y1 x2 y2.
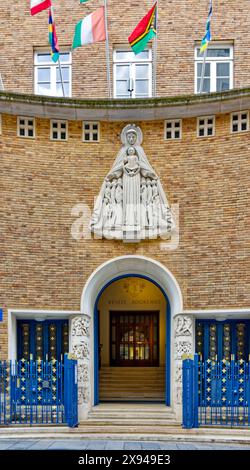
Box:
17 116 35 139
50 120 68 141
164 119 182 140
231 111 249 134
82 122 100 142
34 51 72 98
194 44 234 94
113 48 152 99
197 115 215 138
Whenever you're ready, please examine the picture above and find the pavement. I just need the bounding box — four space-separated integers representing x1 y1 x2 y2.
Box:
0 439 250 450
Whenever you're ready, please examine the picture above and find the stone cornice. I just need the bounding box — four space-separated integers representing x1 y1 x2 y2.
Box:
0 88 249 121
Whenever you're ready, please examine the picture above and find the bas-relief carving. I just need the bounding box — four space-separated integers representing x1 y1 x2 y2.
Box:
72 341 89 360
174 340 192 360
72 316 90 338
173 315 194 408
175 315 192 337
90 124 174 242
71 316 91 405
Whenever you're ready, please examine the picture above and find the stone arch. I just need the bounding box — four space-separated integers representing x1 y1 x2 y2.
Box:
81 255 183 317
73 256 187 421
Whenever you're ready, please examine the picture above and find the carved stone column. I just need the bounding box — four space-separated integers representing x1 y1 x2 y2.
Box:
173 315 195 421
71 315 91 418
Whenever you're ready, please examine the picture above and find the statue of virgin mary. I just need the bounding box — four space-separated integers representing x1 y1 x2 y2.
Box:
90 124 174 241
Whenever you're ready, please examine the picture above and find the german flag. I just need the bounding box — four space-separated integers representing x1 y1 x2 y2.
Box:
128 3 157 55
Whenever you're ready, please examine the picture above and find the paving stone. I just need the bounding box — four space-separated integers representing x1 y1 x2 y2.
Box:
48 440 86 450
141 442 161 450
105 441 125 450
7 440 36 450
28 440 55 450
176 443 197 450
0 440 19 450
124 442 143 450
85 440 107 450
158 443 178 450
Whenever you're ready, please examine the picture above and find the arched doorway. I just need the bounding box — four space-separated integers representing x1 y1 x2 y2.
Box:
95 275 170 404
80 255 183 413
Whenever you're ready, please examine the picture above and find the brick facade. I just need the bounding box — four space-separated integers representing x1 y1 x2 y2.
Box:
0 110 249 359
0 0 249 98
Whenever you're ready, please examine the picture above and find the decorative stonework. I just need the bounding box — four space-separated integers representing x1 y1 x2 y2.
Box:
90 124 174 242
72 317 90 337
174 340 192 360
173 315 194 413
71 315 90 405
175 316 192 337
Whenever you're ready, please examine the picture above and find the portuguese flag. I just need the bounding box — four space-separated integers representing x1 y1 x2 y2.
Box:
128 2 157 55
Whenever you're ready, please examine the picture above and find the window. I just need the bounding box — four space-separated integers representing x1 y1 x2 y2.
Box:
197 115 215 137
195 45 233 93
165 120 182 140
113 49 152 98
17 117 35 138
34 52 71 97
82 122 100 142
231 111 249 133
50 120 68 140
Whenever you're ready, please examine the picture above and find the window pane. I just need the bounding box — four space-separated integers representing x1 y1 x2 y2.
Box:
38 68 50 82
115 50 149 61
197 78 210 93
217 62 230 77
56 66 69 82
197 48 230 58
36 53 51 63
116 81 129 96
197 63 210 78
135 80 149 96
56 82 70 97
59 53 70 63
37 83 51 95
116 65 130 80
216 78 230 91
137 50 149 60
115 51 132 61
207 48 230 58
135 64 149 79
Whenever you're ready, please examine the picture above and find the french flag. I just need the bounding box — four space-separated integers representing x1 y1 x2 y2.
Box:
30 0 51 16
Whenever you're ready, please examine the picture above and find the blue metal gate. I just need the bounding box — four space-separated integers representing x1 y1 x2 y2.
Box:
183 354 250 428
0 356 78 427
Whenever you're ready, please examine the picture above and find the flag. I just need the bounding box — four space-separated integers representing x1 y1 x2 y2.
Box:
30 0 51 16
48 8 60 63
128 2 157 55
72 6 106 49
200 2 213 53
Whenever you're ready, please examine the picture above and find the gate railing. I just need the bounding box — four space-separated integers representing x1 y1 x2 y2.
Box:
183 354 250 428
0 356 78 427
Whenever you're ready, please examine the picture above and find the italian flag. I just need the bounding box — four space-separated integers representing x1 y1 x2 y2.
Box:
30 0 51 16
72 7 106 49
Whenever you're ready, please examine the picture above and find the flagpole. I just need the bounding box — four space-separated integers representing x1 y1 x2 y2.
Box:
199 47 208 94
199 0 212 94
104 0 112 99
51 4 65 98
153 1 158 97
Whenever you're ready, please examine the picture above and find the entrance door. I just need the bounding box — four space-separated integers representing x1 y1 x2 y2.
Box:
17 320 69 361
110 311 159 366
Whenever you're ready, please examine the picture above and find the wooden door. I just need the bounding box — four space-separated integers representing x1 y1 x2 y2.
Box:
110 311 159 366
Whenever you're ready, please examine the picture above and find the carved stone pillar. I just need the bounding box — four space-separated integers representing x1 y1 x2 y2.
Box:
173 315 195 421
71 315 91 419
